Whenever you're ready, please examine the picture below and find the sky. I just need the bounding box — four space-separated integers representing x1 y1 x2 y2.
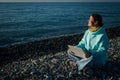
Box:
0 0 120 2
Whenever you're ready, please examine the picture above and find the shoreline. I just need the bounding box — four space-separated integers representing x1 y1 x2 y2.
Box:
0 26 120 64
0 26 119 48
0 32 84 48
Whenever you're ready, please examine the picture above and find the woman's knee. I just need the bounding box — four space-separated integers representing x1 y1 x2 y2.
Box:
67 49 72 56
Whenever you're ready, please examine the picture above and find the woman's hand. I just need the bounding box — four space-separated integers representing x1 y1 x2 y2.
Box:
70 50 75 55
83 53 91 58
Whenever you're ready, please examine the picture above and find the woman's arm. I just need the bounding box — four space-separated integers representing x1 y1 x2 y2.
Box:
76 30 88 49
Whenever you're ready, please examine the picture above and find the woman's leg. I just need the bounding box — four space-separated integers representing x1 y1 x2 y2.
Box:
87 54 103 69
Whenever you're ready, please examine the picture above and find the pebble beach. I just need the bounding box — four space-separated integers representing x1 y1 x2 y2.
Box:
0 26 120 80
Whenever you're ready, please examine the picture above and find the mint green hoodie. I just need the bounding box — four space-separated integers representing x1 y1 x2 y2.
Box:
76 27 109 65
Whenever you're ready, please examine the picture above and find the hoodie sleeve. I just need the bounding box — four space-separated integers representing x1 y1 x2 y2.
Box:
76 30 88 49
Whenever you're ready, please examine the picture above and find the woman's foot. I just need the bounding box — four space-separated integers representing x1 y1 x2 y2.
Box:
69 60 77 67
66 59 77 67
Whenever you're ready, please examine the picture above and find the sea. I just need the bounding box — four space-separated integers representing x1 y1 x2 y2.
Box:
0 2 120 47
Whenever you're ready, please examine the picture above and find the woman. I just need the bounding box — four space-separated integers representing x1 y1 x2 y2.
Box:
68 14 109 71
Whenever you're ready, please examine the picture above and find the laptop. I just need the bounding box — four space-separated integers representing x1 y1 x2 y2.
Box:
68 45 85 58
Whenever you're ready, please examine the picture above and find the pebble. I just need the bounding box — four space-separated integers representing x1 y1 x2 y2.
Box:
0 37 120 79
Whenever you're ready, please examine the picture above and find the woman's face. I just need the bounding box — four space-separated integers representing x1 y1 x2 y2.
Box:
88 16 94 27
